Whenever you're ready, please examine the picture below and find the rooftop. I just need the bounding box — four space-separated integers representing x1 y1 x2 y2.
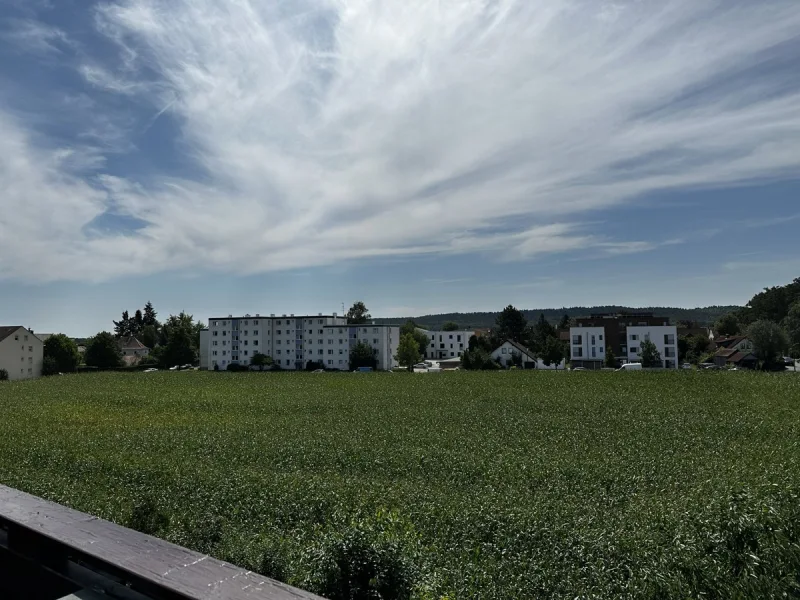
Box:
0 326 24 344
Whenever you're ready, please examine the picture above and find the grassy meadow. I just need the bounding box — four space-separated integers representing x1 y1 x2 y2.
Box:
1 371 799 599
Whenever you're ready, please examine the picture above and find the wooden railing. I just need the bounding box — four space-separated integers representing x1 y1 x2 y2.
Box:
0 485 325 600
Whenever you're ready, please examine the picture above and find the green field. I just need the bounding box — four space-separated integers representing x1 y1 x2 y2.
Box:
1 371 799 599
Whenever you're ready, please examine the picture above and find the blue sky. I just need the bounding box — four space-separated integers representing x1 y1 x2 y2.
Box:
1 0 799 336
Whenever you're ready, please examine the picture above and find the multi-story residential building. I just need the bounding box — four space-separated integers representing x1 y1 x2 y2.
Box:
569 313 678 369
206 313 402 371
199 329 209 369
0 326 44 380
422 329 474 360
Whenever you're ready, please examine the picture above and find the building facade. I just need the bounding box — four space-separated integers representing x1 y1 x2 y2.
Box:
569 313 678 369
422 329 474 360
206 313 402 371
118 336 150 366
0 326 44 381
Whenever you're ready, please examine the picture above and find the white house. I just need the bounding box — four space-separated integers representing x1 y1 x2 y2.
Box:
421 329 475 360
117 336 150 366
625 326 678 369
569 321 678 369
199 329 209 369
491 340 566 370
0 326 44 381
206 313 402 371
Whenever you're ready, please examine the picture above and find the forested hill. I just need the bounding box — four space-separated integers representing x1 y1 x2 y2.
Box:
375 306 740 330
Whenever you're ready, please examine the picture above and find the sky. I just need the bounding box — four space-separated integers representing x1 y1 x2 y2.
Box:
0 0 799 336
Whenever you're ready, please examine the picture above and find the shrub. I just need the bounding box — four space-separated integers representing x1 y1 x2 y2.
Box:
0 368 8 381
42 356 60 376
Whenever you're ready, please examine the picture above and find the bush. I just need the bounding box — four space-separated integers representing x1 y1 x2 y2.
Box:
42 356 60 376
0 368 8 381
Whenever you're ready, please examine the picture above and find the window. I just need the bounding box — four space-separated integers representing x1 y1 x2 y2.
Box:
630 334 638 341
599 347 604 353
213 351 217 356
572 335 582 345
373 328 378 333
338 329 343 334
591 335 595 345
573 348 583 358
277 330 281 335
630 347 638 354
328 350 333 355
339 360 343 365
457 335 461 342
276 320 281 325
363 328 367 333
502 348 507 354
244 321 248 326
243 330 248 336
318 349 323 355
253 330 258 335
277 350 282 355
373 339 378 344
213 331 218 336
277 340 281 345
450 352 455 357
328 339 333 344
339 339 344 344
440 343 445 349
328 359 333 365
599 334 604 341
222 341 227 346
318 339 323 344
244 351 249 356
319 319 324 325
592 347 596 358
14 335 18 341
664 347 675 358
28 368 32 374
459 343 463 348
449 334 453 339
223 331 227 336
24 335 28 341
339 349 343 355
222 350 227 356
664 334 675 345
286 360 290 365
244 340 248 346
319 329 324 334
253 340 258 346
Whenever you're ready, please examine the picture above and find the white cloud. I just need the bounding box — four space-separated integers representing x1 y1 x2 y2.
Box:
1 18 71 55
1 0 800 282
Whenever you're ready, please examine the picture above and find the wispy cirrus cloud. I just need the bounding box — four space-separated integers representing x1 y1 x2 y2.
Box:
1 18 71 56
1 0 800 282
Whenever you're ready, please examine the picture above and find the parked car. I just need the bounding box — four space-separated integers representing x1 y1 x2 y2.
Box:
312 369 325 373
572 367 587 371
143 368 158 373
784 356 796 366
681 363 692 370
413 363 428 370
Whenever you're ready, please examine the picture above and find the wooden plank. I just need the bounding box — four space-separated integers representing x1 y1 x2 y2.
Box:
0 485 325 600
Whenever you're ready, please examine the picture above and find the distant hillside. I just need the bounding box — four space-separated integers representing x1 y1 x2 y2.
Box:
375 305 740 330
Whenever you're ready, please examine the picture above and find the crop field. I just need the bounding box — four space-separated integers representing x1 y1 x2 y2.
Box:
1 371 799 599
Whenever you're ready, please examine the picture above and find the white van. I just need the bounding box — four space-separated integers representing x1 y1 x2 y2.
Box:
616 362 642 372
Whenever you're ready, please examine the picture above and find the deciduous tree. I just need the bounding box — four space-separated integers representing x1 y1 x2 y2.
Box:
346 301 371 324
638 339 662 368
495 305 527 343
784 302 800 358
394 333 423 371
441 321 459 331
400 320 431 356
85 332 123 369
748 319 788 368
349 341 377 370
43 333 80 374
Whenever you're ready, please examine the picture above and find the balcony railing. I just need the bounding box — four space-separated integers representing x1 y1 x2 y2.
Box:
0 484 325 600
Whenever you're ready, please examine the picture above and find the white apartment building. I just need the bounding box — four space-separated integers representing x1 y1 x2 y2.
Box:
570 327 607 365
422 329 474 360
625 326 678 369
0 326 44 381
206 313 402 371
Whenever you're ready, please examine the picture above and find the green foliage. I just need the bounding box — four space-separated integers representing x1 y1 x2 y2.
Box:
495 305 528 343
461 348 500 370
158 312 202 368
346 301 371 325
395 333 423 371
400 321 431 356
143 301 159 329
539 336 565 368
558 313 572 330
747 320 788 368
784 302 800 358
42 356 60 377
349 341 377 370
251 353 274 369
738 277 800 325
43 333 80 373
715 313 741 337
4 372 800 599
604 347 616 368
441 321 459 332
468 334 493 353
139 324 159 350
0 368 8 381
638 338 662 368
84 332 123 369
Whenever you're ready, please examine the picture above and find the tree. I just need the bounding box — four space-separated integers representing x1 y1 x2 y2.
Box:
158 312 200 368
605 347 616 368
43 333 80 373
530 313 556 354
462 348 500 370
686 334 711 364
349 341 377 370
85 332 123 369
468 334 493 353
113 310 132 338
495 305 527 343
747 319 788 368
42 356 59 376
638 339 662 368
133 310 145 335
400 320 431 356
784 302 800 358
0 368 8 381
714 313 741 337
558 314 572 330
143 301 159 328
139 325 159 350
540 336 565 368
395 333 423 371
251 353 274 370
346 301 371 324
441 321 459 331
